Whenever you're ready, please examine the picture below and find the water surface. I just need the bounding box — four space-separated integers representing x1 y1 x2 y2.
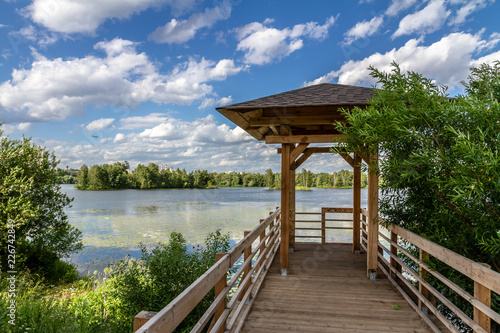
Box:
62 185 368 273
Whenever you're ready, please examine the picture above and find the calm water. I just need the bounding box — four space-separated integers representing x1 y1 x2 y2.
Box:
61 185 368 273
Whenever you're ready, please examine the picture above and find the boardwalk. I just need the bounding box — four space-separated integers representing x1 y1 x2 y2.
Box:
241 243 432 333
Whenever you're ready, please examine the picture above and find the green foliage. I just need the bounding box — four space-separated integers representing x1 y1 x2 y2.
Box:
334 62 500 330
0 230 231 332
0 130 83 278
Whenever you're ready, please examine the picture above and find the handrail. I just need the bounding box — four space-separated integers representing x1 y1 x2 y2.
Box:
136 208 281 333
360 210 500 333
295 207 354 244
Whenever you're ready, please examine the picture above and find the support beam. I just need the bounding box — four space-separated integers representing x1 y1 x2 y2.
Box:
353 153 361 254
280 143 291 275
277 147 331 154
367 152 379 279
289 143 309 166
294 148 317 170
339 153 355 168
266 134 345 144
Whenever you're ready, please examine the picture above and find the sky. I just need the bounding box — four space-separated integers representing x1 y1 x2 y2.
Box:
0 0 499 173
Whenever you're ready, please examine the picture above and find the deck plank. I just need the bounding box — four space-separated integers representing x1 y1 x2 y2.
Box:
240 243 434 333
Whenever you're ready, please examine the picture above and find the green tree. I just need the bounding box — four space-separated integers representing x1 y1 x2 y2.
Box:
0 130 83 276
76 164 89 189
334 62 500 328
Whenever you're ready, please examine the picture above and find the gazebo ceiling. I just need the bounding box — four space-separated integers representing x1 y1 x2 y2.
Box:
216 83 375 143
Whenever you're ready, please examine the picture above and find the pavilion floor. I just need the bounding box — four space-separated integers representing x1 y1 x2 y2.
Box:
240 243 437 333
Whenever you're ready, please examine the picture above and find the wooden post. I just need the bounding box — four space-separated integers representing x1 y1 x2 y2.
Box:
239 231 251 301
474 263 491 333
390 231 401 276
214 252 227 333
321 208 326 244
257 219 265 272
367 152 379 279
419 249 431 312
353 153 361 254
280 143 291 275
133 311 158 332
290 166 296 252
361 213 367 249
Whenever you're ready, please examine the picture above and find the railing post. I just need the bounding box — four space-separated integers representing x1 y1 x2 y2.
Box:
390 230 401 278
361 213 367 250
353 153 361 254
474 263 491 333
214 252 227 333
257 219 265 273
321 208 326 244
239 231 251 301
419 249 434 313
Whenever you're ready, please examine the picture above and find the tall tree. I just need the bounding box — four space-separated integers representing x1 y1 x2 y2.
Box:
0 130 82 275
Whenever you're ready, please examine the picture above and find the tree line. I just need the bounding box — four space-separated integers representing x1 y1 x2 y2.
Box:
72 163 367 190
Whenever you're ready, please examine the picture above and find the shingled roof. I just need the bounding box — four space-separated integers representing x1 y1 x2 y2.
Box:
216 83 376 143
217 83 375 110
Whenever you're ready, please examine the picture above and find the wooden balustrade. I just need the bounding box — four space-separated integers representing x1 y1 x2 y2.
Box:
134 208 281 333
360 210 500 333
295 207 354 244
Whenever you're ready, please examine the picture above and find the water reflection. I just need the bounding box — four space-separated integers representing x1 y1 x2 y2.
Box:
61 185 368 274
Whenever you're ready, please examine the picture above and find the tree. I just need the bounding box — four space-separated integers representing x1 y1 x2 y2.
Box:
334 62 500 328
0 130 83 276
76 164 89 189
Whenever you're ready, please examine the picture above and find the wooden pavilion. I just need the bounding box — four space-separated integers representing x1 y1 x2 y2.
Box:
135 83 499 333
216 83 379 278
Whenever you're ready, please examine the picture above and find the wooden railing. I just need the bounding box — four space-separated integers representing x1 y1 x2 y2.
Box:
295 207 353 243
360 208 500 333
135 208 281 333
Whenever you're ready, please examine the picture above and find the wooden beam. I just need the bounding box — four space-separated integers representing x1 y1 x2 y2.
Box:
474 263 492 333
269 125 279 135
279 124 292 136
367 152 379 279
290 168 295 252
277 147 331 154
280 144 291 275
249 115 346 127
294 148 317 170
339 153 355 168
265 134 345 144
290 143 309 166
352 153 361 254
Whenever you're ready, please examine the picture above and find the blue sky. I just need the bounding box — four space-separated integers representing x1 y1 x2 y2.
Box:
1 0 499 173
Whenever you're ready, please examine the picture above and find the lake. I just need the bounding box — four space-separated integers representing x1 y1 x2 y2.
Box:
61 185 368 274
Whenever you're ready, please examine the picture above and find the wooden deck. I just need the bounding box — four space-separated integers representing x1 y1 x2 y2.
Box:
241 243 432 333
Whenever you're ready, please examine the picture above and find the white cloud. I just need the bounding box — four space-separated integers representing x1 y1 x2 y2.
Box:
343 15 384 45
385 0 418 16
149 1 231 44
85 118 115 131
0 38 242 122
0 122 33 134
449 0 492 25
24 0 199 34
236 16 335 65
393 0 450 38
304 32 500 90
199 95 232 109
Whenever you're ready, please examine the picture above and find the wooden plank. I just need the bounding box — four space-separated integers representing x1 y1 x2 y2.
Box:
367 152 379 277
265 134 345 144
280 143 291 275
322 207 353 213
474 264 491 333
241 243 435 333
419 250 433 310
353 153 361 254
390 231 402 274
239 232 251 301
